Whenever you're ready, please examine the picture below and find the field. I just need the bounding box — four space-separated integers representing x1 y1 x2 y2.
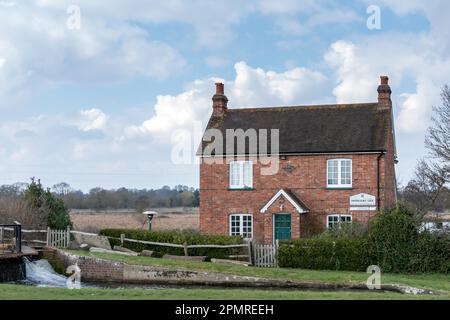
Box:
70 207 199 233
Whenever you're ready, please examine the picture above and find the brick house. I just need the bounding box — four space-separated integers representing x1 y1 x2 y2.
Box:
198 77 397 243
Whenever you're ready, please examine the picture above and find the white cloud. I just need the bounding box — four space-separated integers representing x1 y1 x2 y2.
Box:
127 61 330 141
0 1 185 106
396 79 440 132
76 109 109 132
260 0 359 35
232 61 329 106
324 33 450 131
126 88 211 138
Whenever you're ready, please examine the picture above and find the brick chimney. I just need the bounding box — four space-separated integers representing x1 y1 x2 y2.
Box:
377 75 392 110
212 82 228 117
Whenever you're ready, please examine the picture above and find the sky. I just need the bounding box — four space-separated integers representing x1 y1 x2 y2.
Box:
0 0 449 192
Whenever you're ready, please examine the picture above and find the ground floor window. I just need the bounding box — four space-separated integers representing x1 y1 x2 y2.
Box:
327 214 352 229
229 214 253 239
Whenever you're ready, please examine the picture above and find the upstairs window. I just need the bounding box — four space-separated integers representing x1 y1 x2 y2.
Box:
229 160 253 189
327 214 352 229
230 214 253 239
327 159 352 188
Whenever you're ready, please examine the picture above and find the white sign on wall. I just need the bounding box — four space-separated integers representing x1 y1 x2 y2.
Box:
350 193 376 211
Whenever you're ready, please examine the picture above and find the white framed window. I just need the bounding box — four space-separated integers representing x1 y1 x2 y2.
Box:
229 160 253 189
327 214 352 229
327 159 352 188
229 214 253 239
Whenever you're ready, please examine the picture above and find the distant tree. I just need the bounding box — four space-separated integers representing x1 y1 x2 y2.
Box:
177 191 194 206
24 178 72 229
193 189 200 207
135 195 149 213
52 182 73 196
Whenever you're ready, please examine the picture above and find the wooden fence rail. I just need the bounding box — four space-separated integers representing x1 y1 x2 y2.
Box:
14 228 259 265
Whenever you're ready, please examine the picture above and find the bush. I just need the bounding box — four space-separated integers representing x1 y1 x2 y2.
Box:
411 232 450 273
99 229 244 259
368 204 419 273
24 178 72 230
278 238 373 271
279 204 449 273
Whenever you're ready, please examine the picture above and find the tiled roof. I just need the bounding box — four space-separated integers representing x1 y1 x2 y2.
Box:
199 102 391 155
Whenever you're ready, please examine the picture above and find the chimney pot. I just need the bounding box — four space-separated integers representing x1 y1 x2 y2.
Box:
377 75 392 110
212 82 228 117
215 82 224 95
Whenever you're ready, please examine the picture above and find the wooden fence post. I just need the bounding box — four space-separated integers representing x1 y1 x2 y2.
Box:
66 226 71 248
247 240 253 265
120 234 125 246
275 239 279 267
46 227 50 247
183 242 188 256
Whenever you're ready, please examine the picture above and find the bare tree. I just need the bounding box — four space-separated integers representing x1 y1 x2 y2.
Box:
402 86 450 217
402 160 450 216
52 182 73 196
425 85 450 163
0 185 46 228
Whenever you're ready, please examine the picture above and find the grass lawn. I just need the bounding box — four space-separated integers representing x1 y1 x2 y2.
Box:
61 250 450 295
2 249 447 300
0 284 448 300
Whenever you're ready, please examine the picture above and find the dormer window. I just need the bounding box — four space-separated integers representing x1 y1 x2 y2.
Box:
229 160 253 189
327 159 352 188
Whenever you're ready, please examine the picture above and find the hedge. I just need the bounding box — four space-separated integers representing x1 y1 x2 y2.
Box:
99 229 244 259
278 238 374 271
278 234 449 273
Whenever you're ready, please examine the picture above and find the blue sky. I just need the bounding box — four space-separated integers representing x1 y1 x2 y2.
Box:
0 0 448 191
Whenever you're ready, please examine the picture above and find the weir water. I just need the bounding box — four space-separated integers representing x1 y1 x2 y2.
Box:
20 258 171 289
22 258 70 288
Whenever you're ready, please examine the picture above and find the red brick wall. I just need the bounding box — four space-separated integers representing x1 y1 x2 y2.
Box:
384 112 398 208
200 153 395 243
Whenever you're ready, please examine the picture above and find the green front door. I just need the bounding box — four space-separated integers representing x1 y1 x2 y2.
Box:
274 214 291 241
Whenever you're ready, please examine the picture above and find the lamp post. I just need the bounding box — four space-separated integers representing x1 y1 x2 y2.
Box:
143 211 158 232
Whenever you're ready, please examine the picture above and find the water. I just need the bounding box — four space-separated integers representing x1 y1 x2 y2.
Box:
21 258 82 288
19 258 176 290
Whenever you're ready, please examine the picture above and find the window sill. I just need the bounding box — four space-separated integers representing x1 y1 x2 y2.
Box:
325 186 353 190
228 188 255 191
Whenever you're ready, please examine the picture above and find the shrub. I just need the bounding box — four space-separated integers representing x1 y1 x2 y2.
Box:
368 204 419 273
278 238 373 271
24 178 72 230
411 232 450 273
99 229 244 259
280 204 449 273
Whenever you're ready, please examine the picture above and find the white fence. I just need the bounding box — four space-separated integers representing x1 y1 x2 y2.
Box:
46 227 70 248
253 241 278 268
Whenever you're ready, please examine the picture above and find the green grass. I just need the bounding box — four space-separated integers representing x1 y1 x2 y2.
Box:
65 250 450 294
0 284 448 300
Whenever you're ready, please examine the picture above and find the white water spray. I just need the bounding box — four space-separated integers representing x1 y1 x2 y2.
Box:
23 258 69 288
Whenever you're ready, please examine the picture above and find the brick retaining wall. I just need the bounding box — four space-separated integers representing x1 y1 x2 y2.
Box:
0 257 26 282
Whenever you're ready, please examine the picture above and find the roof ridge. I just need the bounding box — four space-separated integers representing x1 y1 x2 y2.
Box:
227 102 378 112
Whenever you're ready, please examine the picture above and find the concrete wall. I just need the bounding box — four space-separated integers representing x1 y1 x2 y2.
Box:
40 248 310 287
